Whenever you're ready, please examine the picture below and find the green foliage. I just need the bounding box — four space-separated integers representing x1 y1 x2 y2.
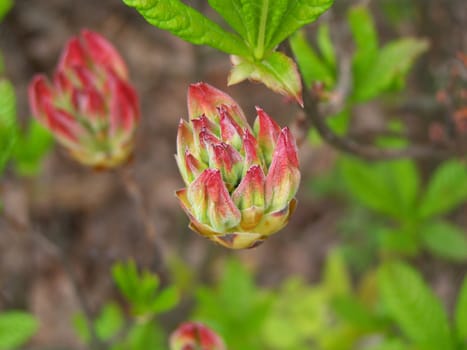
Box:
378 261 455 350
289 30 335 88
123 0 334 103
228 52 302 104
0 311 38 350
340 157 419 221
352 37 428 102
73 261 176 349
456 276 467 342
339 157 467 262
0 0 12 22
291 4 428 102
74 302 125 343
112 260 179 317
0 76 52 178
122 0 249 56
347 5 428 101
193 258 273 350
12 120 53 176
421 221 467 261
263 251 386 350
114 322 164 350
291 4 428 142
418 161 467 219
0 78 16 173
348 5 378 83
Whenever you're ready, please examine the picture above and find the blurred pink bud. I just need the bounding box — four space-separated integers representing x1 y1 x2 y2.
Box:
170 322 226 350
28 29 139 169
176 82 300 249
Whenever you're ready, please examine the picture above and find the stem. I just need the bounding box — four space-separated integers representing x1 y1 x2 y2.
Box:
2 212 105 350
117 166 170 281
255 0 269 59
302 84 452 160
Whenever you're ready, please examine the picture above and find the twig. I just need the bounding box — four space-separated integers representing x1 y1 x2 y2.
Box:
2 212 105 350
302 83 453 160
117 166 169 281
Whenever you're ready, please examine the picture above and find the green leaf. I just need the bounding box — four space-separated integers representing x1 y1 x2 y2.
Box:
316 23 336 69
209 0 333 59
367 339 411 350
149 285 179 313
263 278 327 349
421 220 467 262
352 38 429 102
290 30 335 88
194 258 272 350
332 295 384 331
0 0 12 22
456 276 467 341
0 52 4 74
0 311 38 349
348 5 378 85
378 261 455 350
112 260 140 302
72 313 91 344
418 161 467 219
229 51 302 105
122 0 249 56
0 79 17 173
323 249 351 297
95 303 124 341
112 260 178 316
124 322 165 350
379 228 420 256
13 120 53 176
266 0 334 52
208 0 263 55
340 157 419 220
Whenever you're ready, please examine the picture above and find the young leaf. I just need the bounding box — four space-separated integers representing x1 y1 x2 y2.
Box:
266 0 335 52
72 313 91 344
0 0 12 22
0 311 38 349
317 23 336 69
149 285 179 314
13 120 53 176
229 51 303 105
95 303 124 341
323 249 351 297
290 30 335 88
209 0 334 60
340 157 419 220
348 5 378 86
421 220 467 262
378 261 455 350
122 0 249 56
0 79 17 173
124 322 165 350
418 160 467 219
352 38 429 102
367 339 411 350
455 276 467 341
207 0 261 56
379 228 420 256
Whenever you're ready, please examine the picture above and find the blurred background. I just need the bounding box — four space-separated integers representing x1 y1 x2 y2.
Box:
0 0 466 349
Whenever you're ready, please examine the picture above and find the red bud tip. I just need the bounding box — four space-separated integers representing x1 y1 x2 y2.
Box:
170 322 226 350
81 29 128 80
58 37 87 72
28 75 54 120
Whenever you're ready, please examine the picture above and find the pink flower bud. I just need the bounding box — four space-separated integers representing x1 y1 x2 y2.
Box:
170 322 226 350
176 83 300 249
28 29 139 169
